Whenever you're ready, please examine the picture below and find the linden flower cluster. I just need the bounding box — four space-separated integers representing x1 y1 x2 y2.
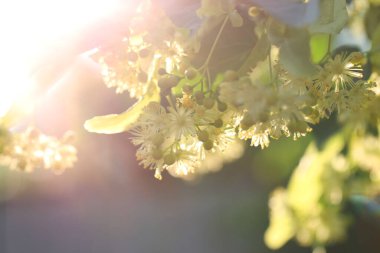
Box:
0 127 77 174
216 53 373 152
127 50 377 179
219 71 313 149
308 52 376 118
277 51 377 126
342 78 380 132
92 1 378 182
96 1 187 98
130 85 243 180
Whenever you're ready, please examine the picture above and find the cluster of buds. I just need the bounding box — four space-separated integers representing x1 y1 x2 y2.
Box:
219 70 313 148
130 69 244 180
96 0 187 98
0 127 77 174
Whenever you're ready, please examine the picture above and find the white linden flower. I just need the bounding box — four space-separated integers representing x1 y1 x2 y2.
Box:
136 147 164 173
213 126 237 152
0 127 77 174
239 123 271 149
167 106 197 140
137 102 168 130
325 52 363 92
129 126 155 147
165 149 199 177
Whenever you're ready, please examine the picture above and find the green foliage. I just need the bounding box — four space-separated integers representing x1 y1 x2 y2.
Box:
369 0 380 5
238 33 270 75
252 135 313 185
266 134 348 249
310 33 330 63
265 188 296 249
370 26 380 72
278 28 319 77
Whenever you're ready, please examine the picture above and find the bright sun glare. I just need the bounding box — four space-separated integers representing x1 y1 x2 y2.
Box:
0 0 125 118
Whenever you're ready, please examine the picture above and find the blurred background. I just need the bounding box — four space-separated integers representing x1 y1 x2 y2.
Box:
0 0 379 252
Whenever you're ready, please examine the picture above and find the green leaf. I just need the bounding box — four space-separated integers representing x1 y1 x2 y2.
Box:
286 142 323 215
310 33 330 63
247 58 272 85
238 33 270 75
370 25 380 73
369 0 380 5
211 73 224 91
287 133 345 215
172 73 203 96
364 5 380 39
264 188 296 249
192 8 257 77
84 84 160 134
265 133 345 249
309 0 348 34
278 29 319 77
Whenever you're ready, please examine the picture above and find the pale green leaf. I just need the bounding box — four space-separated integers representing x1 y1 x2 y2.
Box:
211 73 224 91
265 133 345 249
369 0 380 5
172 73 203 96
310 33 330 63
364 5 380 39
286 142 322 215
264 188 296 249
309 0 348 34
84 85 160 134
278 29 319 77
370 25 380 72
238 33 270 75
287 134 345 215
247 58 272 85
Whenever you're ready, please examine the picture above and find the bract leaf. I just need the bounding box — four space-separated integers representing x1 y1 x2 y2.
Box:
84 84 160 134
